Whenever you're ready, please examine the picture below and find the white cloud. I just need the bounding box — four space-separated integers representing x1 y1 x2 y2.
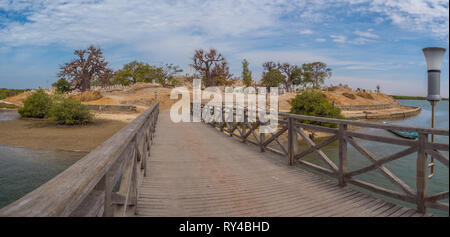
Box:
316 38 326 42
352 37 375 44
330 35 347 43
0 0 447 48
330 31 378 44
299 29 314 35
359 0 449 41
354 30 379 39
0 0 285 47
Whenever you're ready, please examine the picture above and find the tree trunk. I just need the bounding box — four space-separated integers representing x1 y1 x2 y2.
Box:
81 74 91 92
286 79 292 92
206 71 213 87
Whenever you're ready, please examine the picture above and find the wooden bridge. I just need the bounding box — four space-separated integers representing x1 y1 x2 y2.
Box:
0 102 448 216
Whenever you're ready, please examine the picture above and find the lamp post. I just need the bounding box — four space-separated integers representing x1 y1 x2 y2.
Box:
422 47 446 178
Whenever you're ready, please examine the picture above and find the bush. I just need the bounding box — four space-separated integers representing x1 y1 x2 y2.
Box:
52 78 71 93
48 97 93 125
342 92 356 100
18 89 52 118
290 90 344 128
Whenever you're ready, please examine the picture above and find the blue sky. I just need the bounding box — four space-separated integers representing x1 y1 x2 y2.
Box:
0 0 448 97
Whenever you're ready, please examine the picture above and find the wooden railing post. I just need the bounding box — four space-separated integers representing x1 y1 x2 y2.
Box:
260 123 265 152
416 132 428 213
338 124 348 187
242 110 247 143
103 172 112 217
288 118 298 166
220 108 225 132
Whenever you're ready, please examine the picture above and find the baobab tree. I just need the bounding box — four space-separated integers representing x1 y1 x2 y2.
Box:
192 48 230 87
58 45 113 91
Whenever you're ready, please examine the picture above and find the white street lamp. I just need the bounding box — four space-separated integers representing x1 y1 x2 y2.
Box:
422 47 446 178
423 47 446 101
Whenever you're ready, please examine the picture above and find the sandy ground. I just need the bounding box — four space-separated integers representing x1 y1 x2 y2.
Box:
341 106 420 119
92 111 141 122
322 86 399 106
2 91 34 105
0 117 127 152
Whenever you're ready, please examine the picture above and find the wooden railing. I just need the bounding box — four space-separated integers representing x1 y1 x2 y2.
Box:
0 102 159 217
198 104 449 214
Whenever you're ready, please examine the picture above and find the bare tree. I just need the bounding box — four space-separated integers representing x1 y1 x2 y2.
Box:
262 61 277 75
192 48 230 87
58 45 113 91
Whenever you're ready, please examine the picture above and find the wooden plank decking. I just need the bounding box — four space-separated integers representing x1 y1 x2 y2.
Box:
136 112 431 217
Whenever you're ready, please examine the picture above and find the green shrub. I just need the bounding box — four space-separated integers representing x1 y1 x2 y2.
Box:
52 78 71 93
18 89 52 118
48 97 93 125
290 90 344 128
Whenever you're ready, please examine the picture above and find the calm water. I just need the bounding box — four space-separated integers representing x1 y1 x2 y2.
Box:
299 100 449 216
0 110 19 121
0 110 86 209
0 144 85 209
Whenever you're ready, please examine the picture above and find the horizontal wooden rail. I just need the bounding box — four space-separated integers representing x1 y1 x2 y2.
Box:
198 104 449 214
0 102 160 217
279 112 449 136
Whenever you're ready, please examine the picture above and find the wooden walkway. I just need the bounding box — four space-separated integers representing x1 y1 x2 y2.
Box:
136 112 431 217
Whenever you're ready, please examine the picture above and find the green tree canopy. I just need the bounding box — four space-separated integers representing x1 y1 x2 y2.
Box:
112 61 182 86
290 67 304 87
145 66 165 84
301 62 332 88
122 61 153 83
52 78 71 93
261 69 285 88
241 59 253 87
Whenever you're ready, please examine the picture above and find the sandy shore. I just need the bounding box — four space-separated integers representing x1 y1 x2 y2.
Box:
0 117 128 152
341 106 421 120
